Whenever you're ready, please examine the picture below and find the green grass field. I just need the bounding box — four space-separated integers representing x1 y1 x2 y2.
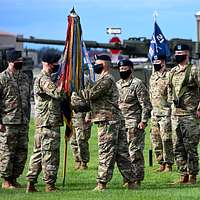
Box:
1 120 200 200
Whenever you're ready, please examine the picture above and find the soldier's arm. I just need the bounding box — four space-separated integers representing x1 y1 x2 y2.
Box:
23 73 32 121
40 76 65 99
135 81 152 123
0 81 3 124
167 71 173 104
149 77 153 102
0 80 6 132
192 66 200 112
89 77 112 100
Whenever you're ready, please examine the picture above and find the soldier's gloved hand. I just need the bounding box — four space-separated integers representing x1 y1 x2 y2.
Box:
138 122 146 130
196 110 200 119
57 81 63 93
0 124 6 132
81 89 90 100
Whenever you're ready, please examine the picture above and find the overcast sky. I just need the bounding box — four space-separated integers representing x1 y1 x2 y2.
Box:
1 0 200 49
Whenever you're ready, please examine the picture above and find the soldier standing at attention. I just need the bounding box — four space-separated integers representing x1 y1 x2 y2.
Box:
70 92 92 170
169 44 200 184
116 59 152 187
70 74 92 171
149 55 174 172
0 50 31 189
26 50 64 192
88 55 136 191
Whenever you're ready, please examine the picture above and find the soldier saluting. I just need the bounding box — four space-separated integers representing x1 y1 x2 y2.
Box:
169 44 200 184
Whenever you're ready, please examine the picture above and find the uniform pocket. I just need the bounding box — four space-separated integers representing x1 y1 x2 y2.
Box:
42 129 60 151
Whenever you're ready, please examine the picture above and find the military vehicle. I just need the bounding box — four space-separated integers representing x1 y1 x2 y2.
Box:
15 36 200 87
16 36 200 58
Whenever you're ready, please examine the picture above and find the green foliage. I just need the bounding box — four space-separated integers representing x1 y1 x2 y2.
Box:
1 120 200 200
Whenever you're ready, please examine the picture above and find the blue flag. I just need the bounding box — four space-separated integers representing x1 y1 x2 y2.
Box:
148 21 171 62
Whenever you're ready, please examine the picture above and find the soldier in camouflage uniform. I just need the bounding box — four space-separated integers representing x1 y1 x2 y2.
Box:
26 50 64 192
169 44 200 184
149 55 174 172
70 90 92 170
116 59 152 186
87 55 137 191
70 112 91 170
0 50 31 189
70 74 92 170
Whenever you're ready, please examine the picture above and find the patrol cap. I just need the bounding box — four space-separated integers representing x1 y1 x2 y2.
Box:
174 44 190 52
152 54 166 61
94 54 111 62
118 59 133 68
7 50 22 62
42 50 61 64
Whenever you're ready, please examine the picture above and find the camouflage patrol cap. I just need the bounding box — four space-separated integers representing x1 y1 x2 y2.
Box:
118 59 133 68
94 54 111 61
7 50 22 62
42 50 61 64
174 44 190 52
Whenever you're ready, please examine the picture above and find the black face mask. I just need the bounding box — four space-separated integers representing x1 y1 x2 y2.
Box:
13 61 23 70
120 69 132 80
52 64 60 73
175 55 187 64
93 64 103 74
154 64 162 71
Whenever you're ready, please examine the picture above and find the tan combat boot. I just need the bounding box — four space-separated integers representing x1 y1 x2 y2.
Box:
80 162 88 170
26 182 39 193
12 178 22 188
128 182 137 190
188 175 197 184
179 174 189 184
155 164 165 172
135 180 141 187
93 182 106 191
122 179 128 188
164 164 172 172
2 178 16 189
159 164 166 172
45 183 59 192
74 161 81 170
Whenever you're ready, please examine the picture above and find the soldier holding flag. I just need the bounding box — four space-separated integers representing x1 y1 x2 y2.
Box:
148 18 174 172
26 50 65 192
87 55 137 191
149 55 174 172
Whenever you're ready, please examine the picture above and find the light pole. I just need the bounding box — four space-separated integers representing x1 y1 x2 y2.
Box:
195 11 200 59
195 11 200 42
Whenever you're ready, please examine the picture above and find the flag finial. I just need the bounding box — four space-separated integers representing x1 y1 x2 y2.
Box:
70 7 77 17
153 10 158 22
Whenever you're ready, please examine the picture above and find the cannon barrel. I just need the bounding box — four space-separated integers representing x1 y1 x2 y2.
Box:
16 36 124 50
16 36 200 58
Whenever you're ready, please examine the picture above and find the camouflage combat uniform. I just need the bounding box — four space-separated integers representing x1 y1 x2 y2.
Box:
117 73 152 181
70 111 91 164
89 72 136 184
169 64 200 176
0 68 31 180
149 70 174 166
26 70 64 185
